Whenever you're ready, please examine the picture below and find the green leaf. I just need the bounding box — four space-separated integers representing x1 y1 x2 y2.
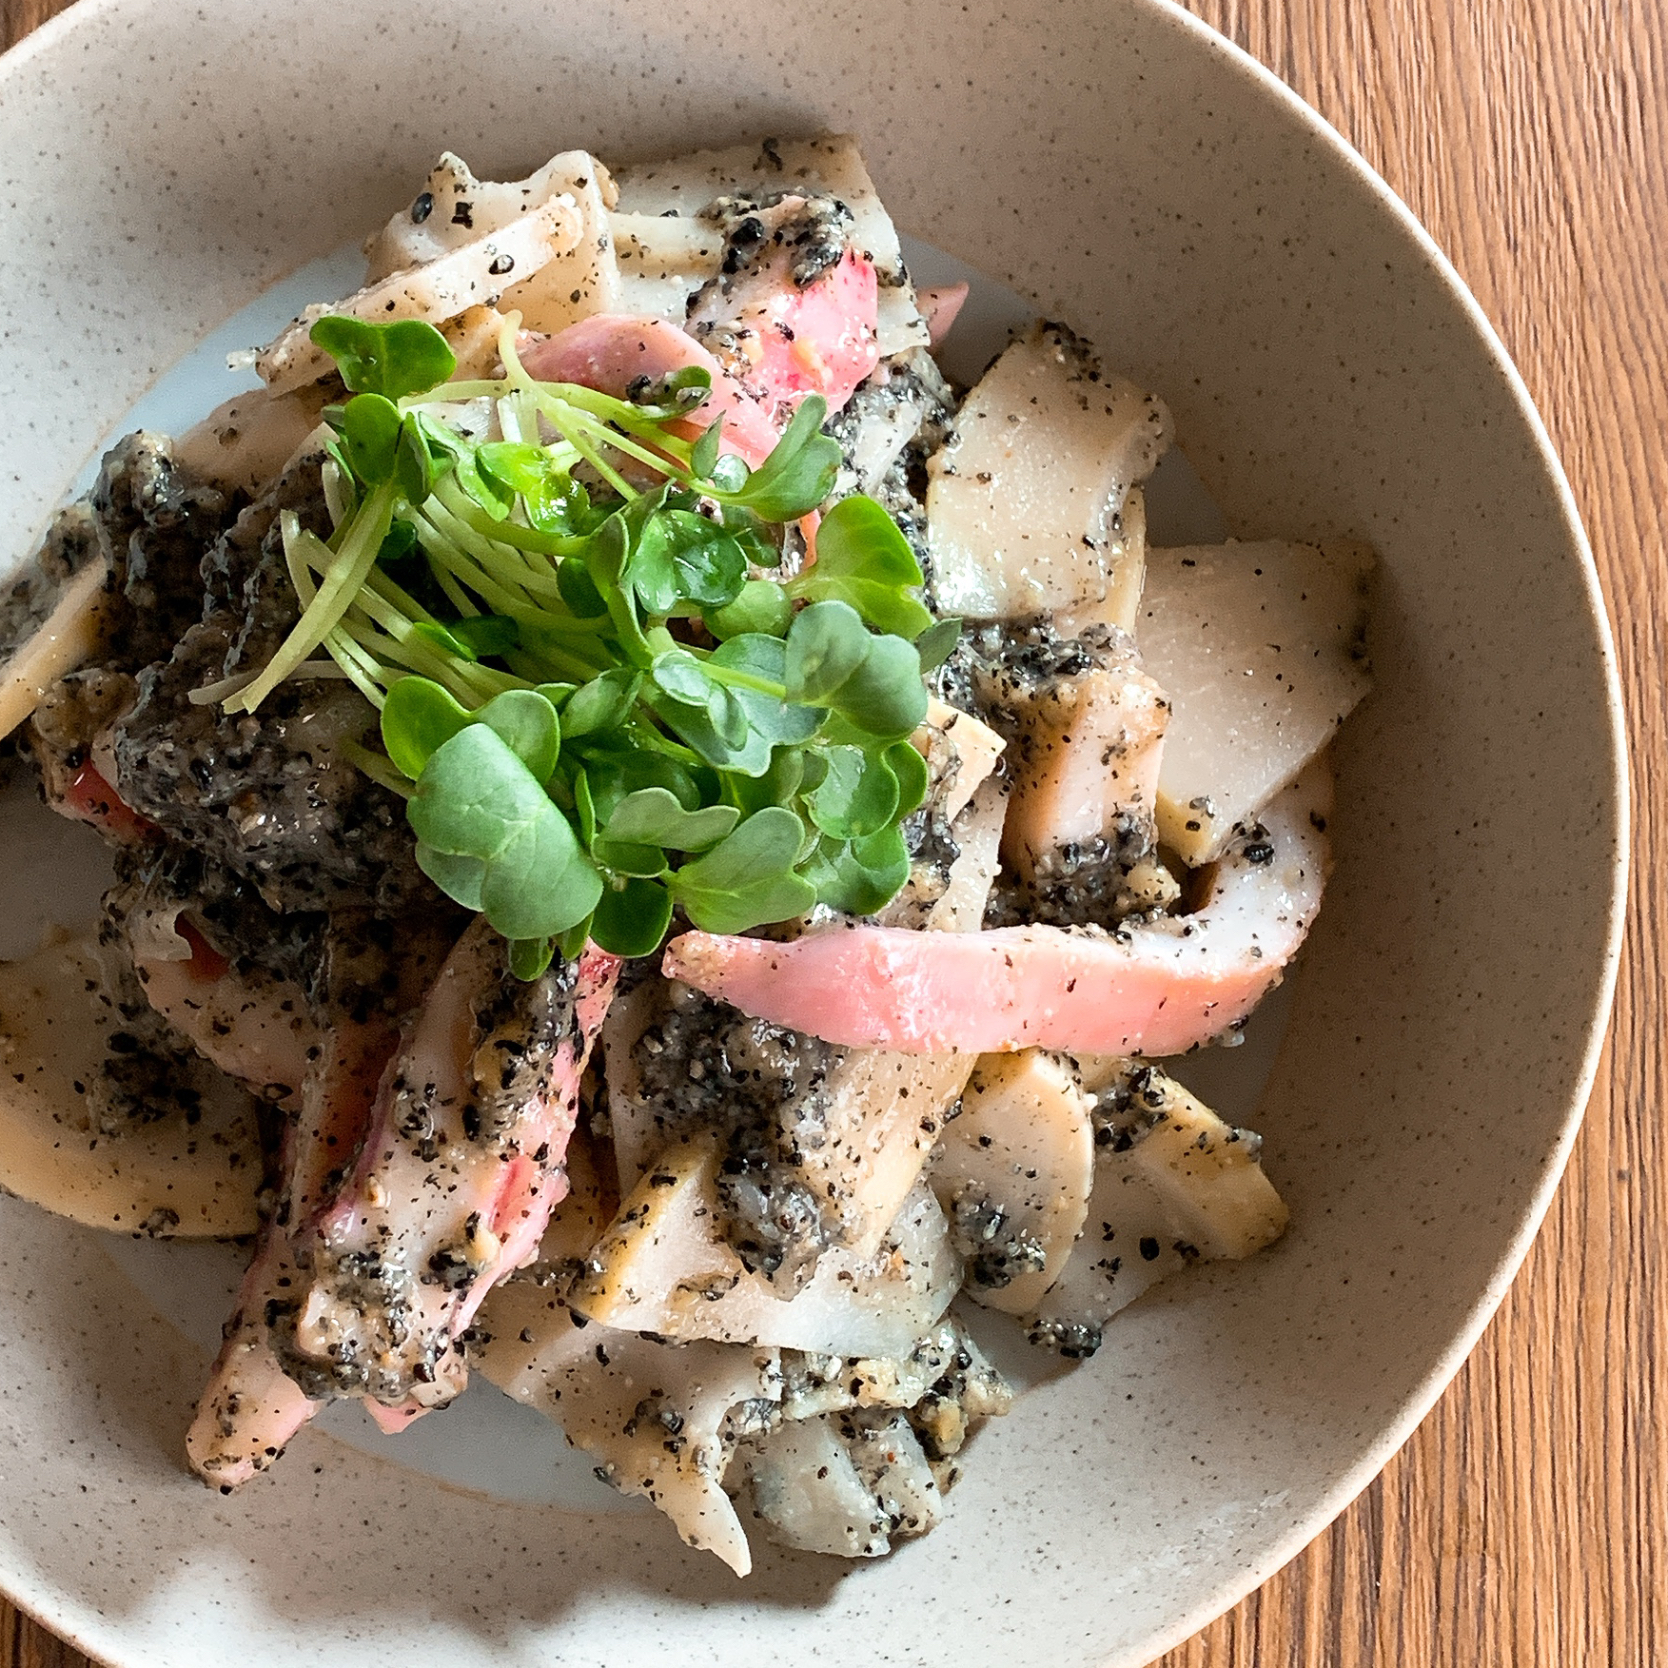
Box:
789 493 933 638
703 578 792 641
409 618 476 661
825 632 928 741
409 725 551 859
473 688 560 783
803 744 900 840
651 647 717 706
886 739 932 819
800 825 911 915
509 936 556 980
591 877 675 957
415 844 487 910
309 315 457 400
557 916 594 963
450 615 520 659
661 511 746 608
378 518 418 564
784 600 872 704
603 787 739 852
562 667 641 738
590 836 670 877
724 747 806 817
914 615 964 671
409 725 601 940
381 676 470 779
720 394 840 520
327 393 403 487
690 417 723 479
557 557 609 618
669 807 818 933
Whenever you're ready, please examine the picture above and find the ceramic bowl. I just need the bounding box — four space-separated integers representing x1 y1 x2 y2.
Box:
0 0 1625 1664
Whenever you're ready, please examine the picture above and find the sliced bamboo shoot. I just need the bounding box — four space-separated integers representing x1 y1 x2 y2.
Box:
0 558 112 744
1140 538 1372 864
927 324 1172 618
0 935 261 1237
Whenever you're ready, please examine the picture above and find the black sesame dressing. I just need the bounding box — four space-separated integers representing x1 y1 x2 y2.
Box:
631 980 843 1286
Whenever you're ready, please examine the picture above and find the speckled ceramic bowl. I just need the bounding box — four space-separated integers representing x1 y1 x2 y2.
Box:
0 1 1625 1664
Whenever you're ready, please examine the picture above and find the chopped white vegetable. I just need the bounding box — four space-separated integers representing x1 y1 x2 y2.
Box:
915 695 1006 827
611 134 929 356
925 775 1009 933
927 324 1172 618
607 211 725 318
0 557 112 744
1053 486 1147 638
256 195 584 395
0 934 261 1236
1139 538 1372 865
571 1143 961 1359
931 1049 1095 1314
1027 1062 1288 1354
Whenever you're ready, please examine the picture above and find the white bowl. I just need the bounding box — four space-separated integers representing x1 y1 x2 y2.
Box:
0 1 1626 1664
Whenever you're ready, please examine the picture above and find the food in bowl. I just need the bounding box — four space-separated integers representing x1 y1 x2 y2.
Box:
0 134 1371 1574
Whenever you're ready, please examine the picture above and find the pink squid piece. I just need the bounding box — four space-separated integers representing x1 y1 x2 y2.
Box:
917 282 969 348
664 769 1332 1056
727 248 881 419
279 921 619 1418
519 315 781 469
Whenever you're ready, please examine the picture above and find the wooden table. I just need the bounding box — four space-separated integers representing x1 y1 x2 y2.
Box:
2 0 1660 1661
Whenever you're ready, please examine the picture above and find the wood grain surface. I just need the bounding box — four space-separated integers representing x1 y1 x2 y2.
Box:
1 0 1660 1663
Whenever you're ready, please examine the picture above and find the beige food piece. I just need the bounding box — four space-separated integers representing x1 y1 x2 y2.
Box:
1028 1062 1288 1347
363 149 619 277
1140 538 1372 865
0 935 261 1237
736 1407 941 1558
571 1142 960 1360
479 1131 775 1576
926 324 1172 618
914 696 1005 826
611 134 929 355
931 1049 1095 1314
996 652 1170 881
480 1310 775 1576
924 775 1008 933
0 558 113 745
1053 487 1148 638
608 211 725 318
257 194 584 395
174 383 333 498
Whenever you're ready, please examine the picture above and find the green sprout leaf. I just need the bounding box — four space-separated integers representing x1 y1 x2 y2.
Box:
381 676 471 779
310 315 458 400
708 395 840 521
602 787 739 852
800 825 911 916
591 877 675 958
788 493 933 639
668 807 818 933
409 724 600 938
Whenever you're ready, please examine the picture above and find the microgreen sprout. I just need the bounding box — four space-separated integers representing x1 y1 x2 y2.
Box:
212 312 957 970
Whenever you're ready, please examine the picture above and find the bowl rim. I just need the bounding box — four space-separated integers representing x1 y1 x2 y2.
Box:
0 0 1630 1662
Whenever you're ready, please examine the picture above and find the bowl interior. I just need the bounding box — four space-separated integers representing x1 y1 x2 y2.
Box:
0 2 1624 1665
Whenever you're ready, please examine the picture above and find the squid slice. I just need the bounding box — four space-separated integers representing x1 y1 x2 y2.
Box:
0 933 262 1238
926 323 1171 619
663 765 1331 1055
278 921 618 1414
571 1141 960 1360
0 555 113 745
1025 1061 1288 1357
930 1049 1095 1314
